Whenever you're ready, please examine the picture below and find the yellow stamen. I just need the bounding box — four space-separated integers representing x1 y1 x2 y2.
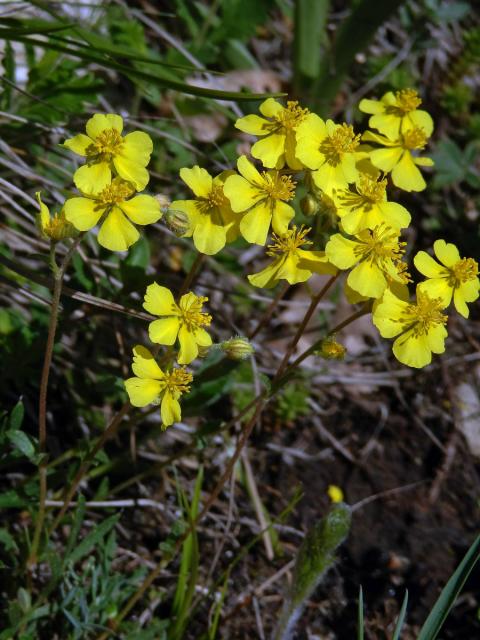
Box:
394 89 422 113
198 185 227 214
451 258 478 285
273 101 310 130
402 127 427 150
404 291 447 337
88 127 124 157
96 179 135 206
179 295 212 330
354 226 410 281
319 124 360 166
163 367 193 396
337 175 387 210
261 172 296 201
267 225 312 256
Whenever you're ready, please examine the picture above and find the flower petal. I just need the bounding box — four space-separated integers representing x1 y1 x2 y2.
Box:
113 157 149 191
271 201 294 235
143 283 177 316
391 152 426 191
433 239 460 267
358 98 384 115
194 327 212 347
325 233 357 269
73 163 111 195
418 279 452 307
235 113 269 135
408 110 434 137
148 317 180 345
377 201 411 230
180 166 212 198
178 325 199 364
240 201 272 245
414 250 448 278
64 197 103 231
86 113 123 138
98 208 140 252
192 213 227 255
63 133 92 156
348 260 387 298
392 330 432 368
369 147 403 173
248 258 284 288
131 345 165 380
120 195 161 225
259 98 283 118
125 377 162 407
223 174 262 213
251 134 286 169
372 289 410 338
161 392 181 427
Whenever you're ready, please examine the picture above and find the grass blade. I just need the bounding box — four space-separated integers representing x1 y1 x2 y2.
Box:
357 586 364 640
417 534 480 640
392 590 408 640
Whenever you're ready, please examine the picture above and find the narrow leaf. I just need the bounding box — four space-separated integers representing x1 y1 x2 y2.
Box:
68 514 120 565
392 590 408 640
417 534 480 640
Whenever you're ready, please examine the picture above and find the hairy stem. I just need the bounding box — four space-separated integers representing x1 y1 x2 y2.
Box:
178 252 205 297
27 235 84 568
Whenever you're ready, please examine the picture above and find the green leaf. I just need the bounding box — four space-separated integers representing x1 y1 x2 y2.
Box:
68 514 120 565
392 590 408 640
417 534 480 640
0 528 19 553
274 503 351 640
7 430 35 459
357 586 364 640
0 490 27 508
8 400 24 431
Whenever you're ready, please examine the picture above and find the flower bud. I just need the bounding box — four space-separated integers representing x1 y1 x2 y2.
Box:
164 208 190 236
327 484 344 503
36 192 75 242
300 194 320 216
155 193 171 212
221 337 254 360
315 336 346 360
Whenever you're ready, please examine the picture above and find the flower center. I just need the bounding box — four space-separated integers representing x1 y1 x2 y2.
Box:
88 127 124 158
450 257 478 285
261 172 296 201
402 127 427 150
179 296 212 331
407 291 447 336
394 89 422 113
96 179 135 206
355 226 410 281
357 175 387 203
267 225 312 256
319 124 360 166
273 101 310 131
164 367 193 396
198 185 227 214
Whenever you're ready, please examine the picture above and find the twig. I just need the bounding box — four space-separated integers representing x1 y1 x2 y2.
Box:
178 252 206 297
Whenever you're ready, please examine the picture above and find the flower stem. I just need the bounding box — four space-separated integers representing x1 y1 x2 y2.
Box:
27 235 84 569
178 252 205 297
248 282 290 339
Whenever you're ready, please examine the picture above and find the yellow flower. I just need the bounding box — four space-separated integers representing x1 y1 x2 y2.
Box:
362 127 433 192
295 115 361 195
235 99 309 169
35 192 75 241
359 89 434 139
248 225 336 288
124 345 192 428
64 177 161 251
143 284 212 364
171 167 239 255
325 225 410 299
63 113 153 193
373 287 448 368
223 155 296 245
334 174 411 235
414 240 479 318
327 484 344 503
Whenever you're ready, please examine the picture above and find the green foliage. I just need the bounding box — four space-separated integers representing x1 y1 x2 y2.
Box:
274 381 310 422
431 139 480 189
274 503 352 640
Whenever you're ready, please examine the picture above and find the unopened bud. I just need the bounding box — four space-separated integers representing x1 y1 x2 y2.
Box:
300 194 320 216
36 192 75 242
165 208 190 236
155 194 171 212
315 336 346 360
221 337 254 360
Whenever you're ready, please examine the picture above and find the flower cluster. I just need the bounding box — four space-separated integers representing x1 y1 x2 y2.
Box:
124 283 213 427
172 90 478 368
63 114 161 251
